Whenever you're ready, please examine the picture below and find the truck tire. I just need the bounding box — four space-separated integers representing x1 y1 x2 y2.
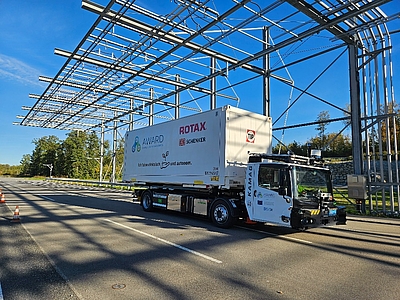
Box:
141 190 154 212
211 199 236 228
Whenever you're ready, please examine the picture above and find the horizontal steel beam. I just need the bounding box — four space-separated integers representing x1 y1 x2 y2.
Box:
38 76 201 112
81 0 265 75
54 48 238 100
284 0 352 44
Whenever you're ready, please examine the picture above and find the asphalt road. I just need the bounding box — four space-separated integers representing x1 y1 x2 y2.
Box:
0 177 399 300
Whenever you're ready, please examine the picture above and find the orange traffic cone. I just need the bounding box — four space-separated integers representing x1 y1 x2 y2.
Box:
245 217 257 225
11 206 20 222
0 193 5 203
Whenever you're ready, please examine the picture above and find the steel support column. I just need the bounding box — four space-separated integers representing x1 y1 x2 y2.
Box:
175 74 180 119
349 43 363 175
210 57 216 110
149 88 154 126
111 112 117 183
129 98 134 131
100 114 105 182
263 26 271 117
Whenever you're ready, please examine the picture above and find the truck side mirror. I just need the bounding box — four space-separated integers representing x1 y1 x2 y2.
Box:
278 168 288 196
278 187 287 196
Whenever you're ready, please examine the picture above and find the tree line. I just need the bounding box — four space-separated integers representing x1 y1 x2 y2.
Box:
273 111 353 158
273 105 400 159
16 131 124 180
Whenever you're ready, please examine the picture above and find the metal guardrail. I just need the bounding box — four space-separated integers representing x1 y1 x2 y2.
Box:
47 177 134 191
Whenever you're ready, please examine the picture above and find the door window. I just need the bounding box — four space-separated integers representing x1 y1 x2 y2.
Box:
258 165 289 194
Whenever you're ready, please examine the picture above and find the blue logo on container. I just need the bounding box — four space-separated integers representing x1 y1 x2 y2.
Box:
132 136 141 152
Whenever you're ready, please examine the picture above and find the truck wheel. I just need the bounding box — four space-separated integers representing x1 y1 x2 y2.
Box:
211 200 236 228
141 190 154 212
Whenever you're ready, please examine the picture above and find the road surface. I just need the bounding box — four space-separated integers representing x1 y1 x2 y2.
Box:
1 177 399 300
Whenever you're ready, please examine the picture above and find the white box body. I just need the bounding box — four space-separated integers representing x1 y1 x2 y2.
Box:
123 105 272 189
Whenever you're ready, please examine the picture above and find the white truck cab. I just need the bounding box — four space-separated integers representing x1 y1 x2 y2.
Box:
245 154 346 229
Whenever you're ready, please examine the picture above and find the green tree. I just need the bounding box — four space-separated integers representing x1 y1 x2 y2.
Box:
309 134 351 158
30 136 61 176
316 111 331 149
0 164 21 176
273 134 352 159
61 131 88 178
86 131 102 179
20 154 32 176
321 133 352 157
21 130 122 180
58 130 108 179
100 138 124 181
381 101 400 154
272 141 308 156
115 138 125 180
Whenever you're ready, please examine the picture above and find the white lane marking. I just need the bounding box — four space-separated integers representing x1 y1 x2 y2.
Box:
104 218 223 264
36 195 222 263
39 195 68 206
40 195 63 202
31 195 309 245
236 226 313 244
0 282 3 300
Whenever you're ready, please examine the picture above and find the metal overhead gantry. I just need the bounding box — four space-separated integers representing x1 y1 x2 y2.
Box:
18 0 399 214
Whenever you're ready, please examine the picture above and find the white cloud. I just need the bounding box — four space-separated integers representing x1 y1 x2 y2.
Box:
0 53 45 87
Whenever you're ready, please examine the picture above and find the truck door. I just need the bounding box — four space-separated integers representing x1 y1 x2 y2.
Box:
246 164 292 226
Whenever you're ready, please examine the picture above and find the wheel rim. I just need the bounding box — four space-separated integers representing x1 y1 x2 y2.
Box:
213 204 229 224
143 194 151 209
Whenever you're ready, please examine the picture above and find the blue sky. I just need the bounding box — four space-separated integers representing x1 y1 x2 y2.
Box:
0 1 96 165
0 1 399 165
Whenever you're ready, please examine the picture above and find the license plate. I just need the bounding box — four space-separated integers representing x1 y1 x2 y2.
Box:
328 208 337 216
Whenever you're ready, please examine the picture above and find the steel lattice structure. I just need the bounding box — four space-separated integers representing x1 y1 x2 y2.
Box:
18 0 400 214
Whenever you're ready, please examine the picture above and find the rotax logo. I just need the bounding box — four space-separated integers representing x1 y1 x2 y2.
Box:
179 121 206 134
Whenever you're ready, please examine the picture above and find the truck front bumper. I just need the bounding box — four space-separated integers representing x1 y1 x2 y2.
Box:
291 206 346 228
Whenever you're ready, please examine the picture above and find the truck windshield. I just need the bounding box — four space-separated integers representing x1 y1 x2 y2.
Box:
294 166 332 201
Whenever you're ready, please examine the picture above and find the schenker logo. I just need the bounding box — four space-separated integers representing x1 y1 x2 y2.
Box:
179 121 206 134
